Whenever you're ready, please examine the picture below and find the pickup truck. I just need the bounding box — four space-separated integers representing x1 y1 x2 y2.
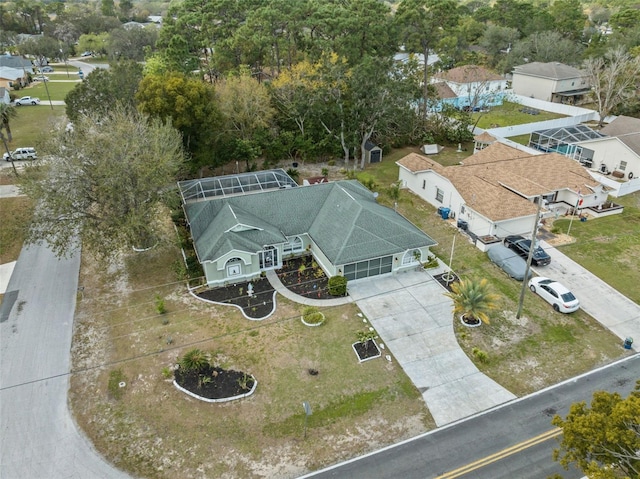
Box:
3 147 38 161
15 96 41 106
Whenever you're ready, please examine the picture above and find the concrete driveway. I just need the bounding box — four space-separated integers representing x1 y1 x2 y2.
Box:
537 240 640 350
348 269 516 427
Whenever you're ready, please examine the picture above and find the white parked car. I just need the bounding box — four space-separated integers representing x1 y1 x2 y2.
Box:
33 75 49 82
3 147 37 161
15 96 40 106
528 277 580 313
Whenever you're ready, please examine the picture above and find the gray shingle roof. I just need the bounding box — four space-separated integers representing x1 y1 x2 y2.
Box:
512 62 585 80
185 180 436 265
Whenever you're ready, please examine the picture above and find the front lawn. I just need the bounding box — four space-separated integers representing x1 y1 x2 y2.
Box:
19 80 78 101
5 105 66 150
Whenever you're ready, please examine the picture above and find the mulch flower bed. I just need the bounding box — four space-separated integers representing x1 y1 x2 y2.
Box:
353 339 381 362
433 272 459 292
276 255 338 299
197 277 275 319
174 365 255 400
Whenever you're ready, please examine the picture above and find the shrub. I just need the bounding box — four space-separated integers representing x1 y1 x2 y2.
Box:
551 225 562 234
155 294 167 314
328 276 347 296
472 347 489 363
302 306 324 324
179 348 209 372
161 367 172 379
321 167 329 177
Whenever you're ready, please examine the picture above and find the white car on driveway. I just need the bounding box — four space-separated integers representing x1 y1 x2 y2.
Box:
15 96 41 106
528 277 580 313
3 147 37 161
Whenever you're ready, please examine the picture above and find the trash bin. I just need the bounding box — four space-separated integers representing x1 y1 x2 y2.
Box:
440 207 450 220
457 219 468 231
580 216 587 222
623 337 633 349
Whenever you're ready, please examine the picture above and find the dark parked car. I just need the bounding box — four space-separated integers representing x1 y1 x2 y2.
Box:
487 244 532 281
504 235 551 266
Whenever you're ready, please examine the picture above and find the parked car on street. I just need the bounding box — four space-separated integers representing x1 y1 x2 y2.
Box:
81 51 93 57
504 235 551 266
41 66 54 73
33 75 49 82
528 277 580 313
15 96 40 106
487 244 532 281
3 147 37 161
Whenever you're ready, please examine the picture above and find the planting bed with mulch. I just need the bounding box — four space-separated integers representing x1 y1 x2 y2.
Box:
276 255 341 299
433 272 459 292
197 277 275 319
174 365 255 400
353 339 381 362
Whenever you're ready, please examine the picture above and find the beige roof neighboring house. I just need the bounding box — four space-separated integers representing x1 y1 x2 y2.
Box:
463 141 530 165
599 116 640 156
473 131 497 144
512 62 585 80
398 144 601 221
433 82 457 99
434 65 503 84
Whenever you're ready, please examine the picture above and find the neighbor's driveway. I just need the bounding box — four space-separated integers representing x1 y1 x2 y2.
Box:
348 270 516 427
537 240 640 350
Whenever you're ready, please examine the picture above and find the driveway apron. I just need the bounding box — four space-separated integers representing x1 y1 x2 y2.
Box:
348 270 516 427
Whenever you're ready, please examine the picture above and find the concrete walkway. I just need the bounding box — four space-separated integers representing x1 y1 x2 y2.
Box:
538 240 639 351
267 265 516 427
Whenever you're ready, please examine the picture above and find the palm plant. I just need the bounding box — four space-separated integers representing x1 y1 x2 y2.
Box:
444 278 499 325
178 348 209 372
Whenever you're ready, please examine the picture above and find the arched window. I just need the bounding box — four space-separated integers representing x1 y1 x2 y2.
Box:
283 236 303 254
225 257 242 277
402 249 421 265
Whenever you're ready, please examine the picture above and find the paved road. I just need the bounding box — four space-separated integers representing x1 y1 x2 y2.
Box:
300 354 639 479
0 243 129 479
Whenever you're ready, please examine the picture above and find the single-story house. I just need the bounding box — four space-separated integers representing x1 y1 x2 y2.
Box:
397 143 613 249
512 62 590 104
0 87 10 104
0 67 27 90
431 65 507 111
180 170 437 286
528 117 640 196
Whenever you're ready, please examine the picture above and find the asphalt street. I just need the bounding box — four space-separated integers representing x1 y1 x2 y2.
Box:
0 243 129 479
300 354 639 479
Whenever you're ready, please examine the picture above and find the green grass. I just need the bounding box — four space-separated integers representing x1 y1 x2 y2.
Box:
20 80 78 101
505 134 531 146
552 193 640 304
6 105 67 150
0 195 35 264
471 101 565 129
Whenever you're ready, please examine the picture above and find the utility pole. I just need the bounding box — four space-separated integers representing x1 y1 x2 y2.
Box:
516 197 543 319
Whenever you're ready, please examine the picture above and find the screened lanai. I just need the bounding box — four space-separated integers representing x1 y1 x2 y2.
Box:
528 125 605 165
178 169 298 203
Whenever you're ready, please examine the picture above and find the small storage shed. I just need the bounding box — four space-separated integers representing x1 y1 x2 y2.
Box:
365 141 383 163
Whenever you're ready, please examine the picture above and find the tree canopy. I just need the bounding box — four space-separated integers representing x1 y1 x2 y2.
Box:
17 108 184 260
552 381 640 479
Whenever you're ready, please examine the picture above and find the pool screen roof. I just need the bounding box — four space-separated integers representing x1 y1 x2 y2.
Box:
531 125 605 143
178 169 298 203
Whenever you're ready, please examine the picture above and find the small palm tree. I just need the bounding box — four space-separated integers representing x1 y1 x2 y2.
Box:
444 278 499 324
179 348 209 372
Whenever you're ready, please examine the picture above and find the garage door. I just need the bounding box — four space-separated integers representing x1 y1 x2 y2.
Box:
343 256 392 280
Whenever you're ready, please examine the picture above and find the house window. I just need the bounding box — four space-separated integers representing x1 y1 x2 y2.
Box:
402 249 420 265
226 257 242 277
435 187 444 203
461 205 466 214
619 161 627 171
422 180 426 190
259 246 278 269
283 236 303 254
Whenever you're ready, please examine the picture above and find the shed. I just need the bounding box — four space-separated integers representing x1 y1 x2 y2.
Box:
364 141 383 163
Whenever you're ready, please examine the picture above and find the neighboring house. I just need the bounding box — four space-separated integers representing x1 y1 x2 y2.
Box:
512 62 590 104
0 67 27 90
180 170 437 286
0 87 10 104
0 55 34 74
397 143 612 249
431 65 507 111
529 116 640 195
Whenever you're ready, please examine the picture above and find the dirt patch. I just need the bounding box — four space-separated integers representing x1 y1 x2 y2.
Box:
69 242 432 479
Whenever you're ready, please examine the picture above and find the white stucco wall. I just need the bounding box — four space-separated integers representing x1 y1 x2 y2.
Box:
398 168 464 215
512 75 556 101
575 138 640 178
